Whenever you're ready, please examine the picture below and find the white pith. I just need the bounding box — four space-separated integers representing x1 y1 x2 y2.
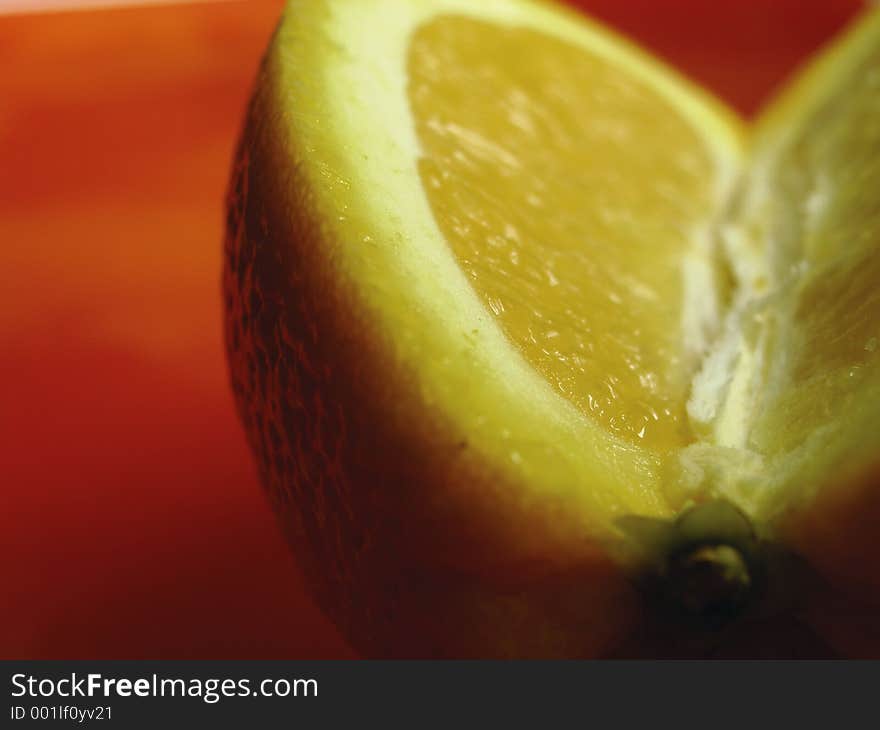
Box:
676 9 880 519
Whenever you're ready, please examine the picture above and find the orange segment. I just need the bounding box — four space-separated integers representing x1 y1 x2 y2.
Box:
746 43 880 460
789 46 880 384
409 16 718 451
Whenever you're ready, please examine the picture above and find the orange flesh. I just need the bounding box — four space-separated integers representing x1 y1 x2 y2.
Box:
750 48 880 456
790 50 880 384
408 16 717 451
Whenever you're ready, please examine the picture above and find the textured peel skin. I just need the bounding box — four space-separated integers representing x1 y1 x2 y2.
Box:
223 41 639 659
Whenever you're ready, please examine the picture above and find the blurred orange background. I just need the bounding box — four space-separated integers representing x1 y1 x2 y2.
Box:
0 0 865 658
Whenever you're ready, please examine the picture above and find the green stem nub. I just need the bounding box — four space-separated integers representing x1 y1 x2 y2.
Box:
665 543 753 626
618 501 768 630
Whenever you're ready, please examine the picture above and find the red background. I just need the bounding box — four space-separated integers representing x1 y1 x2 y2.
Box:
0 0 865 659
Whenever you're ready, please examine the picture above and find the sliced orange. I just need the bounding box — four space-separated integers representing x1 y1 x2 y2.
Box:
225 0 880 657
